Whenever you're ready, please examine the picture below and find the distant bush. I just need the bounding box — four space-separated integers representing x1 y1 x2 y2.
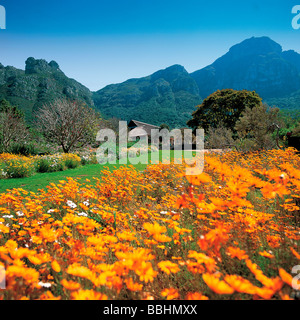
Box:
4 158 35 178
35 156 65 173
9 142 39 156
62 154 81 169
80 153 98 166
205 126 235 149
235 104 281 151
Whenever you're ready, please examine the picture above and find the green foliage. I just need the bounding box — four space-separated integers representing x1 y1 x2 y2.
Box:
80 154 98 166
3 159 35 178
159 123 170 130
235 104 282 151
187 89 262 131
292 122 300 137
9 142 39 156
64 158 80 169
35 157 65 173
265 90 300 117
0 99 25 118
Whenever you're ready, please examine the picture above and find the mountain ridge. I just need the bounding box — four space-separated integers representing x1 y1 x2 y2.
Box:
190 36 300 99
92 64 202 128
1 36 300 127
0 57 94 122
93 36 300 126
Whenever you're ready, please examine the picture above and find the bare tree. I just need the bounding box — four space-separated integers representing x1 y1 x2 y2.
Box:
36 99 100 153
235 104 282 151
0 102 29 152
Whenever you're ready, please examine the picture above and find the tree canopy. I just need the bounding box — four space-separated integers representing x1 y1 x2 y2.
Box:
187 89 262 131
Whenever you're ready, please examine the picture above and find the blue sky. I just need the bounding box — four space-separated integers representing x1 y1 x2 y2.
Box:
0 0 300 90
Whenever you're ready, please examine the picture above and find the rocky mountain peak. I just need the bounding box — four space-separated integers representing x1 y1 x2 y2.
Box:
25 57 62 75
228 36 282 58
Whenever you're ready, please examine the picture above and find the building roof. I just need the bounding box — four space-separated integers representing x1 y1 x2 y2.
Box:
128 127 148 138
128 119 160 136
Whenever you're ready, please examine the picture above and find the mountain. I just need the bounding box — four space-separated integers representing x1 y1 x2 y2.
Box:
93 37 300 127
190 36 300 100
92 64 202 128
1 36 300 128
0 57 94 122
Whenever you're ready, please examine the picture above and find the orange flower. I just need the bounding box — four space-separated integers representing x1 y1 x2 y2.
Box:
6 265 39 285
143 221 166 234
279 268 293 287
27 255 43 265
158 261 180 275
153 233 172 243
143 222 171 242
0 224 9 233
246 259 283 291
188 251 216 273
125 278 143 291
226 247 249 260
259 251 275 259
224 275 257 295
254 287 277 300
185 172 212 186
66 263 94 280
290 247 300 259
51 260 61 273
185 292 209 300
198 224 229 255
39 291 61 300
135 261 158 283
175 194 189 209
61 279 81 291
71 289 108 300
161 288 179 300
202 273 234 294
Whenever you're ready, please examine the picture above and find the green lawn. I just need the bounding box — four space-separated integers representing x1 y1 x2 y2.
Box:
0 150 197 193
0 162 147 194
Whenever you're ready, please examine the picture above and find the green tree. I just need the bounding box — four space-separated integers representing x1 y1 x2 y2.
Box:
0 99 24 118
187 89 262 131
159 123 170 131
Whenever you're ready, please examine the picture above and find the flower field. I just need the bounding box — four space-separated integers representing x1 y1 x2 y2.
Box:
0 148 299 300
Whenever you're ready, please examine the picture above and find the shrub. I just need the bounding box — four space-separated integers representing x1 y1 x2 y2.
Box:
80 153 98 166
205 126 235 149
62 154 81 169
9 142 39 156
35 156 65 173
3 159 35 178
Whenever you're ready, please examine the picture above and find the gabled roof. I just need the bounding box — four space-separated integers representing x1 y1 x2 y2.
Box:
128 119 160 136
128 127 148 138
